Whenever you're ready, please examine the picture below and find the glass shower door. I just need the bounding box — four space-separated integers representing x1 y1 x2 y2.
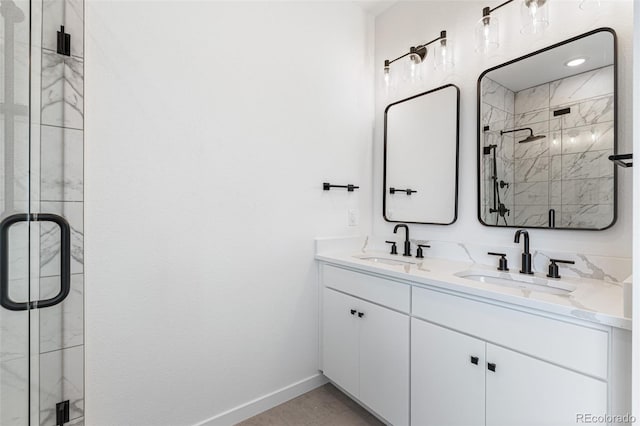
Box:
0 0 36 423
0 0 82 424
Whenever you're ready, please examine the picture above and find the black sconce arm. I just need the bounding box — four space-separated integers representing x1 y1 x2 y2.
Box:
485 0 515 16
384 30 447 67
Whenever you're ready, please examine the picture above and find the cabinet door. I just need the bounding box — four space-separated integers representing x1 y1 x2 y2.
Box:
359 299 410 426
411 319 486 426
322 288 360 397
486 344 607 426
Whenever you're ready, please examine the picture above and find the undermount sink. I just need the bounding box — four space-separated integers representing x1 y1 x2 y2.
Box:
355 255 417 266
455 269 576 295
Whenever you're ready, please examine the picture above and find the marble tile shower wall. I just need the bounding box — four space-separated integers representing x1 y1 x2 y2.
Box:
480 78 516 226
39 0 84 425
481 67 614 228
514 66 614 228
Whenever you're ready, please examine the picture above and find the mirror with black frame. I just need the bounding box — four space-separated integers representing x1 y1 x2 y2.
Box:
384 84 460 225
478 28 617 230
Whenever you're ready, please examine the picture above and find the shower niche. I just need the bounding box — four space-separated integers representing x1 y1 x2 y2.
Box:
478 28 617 230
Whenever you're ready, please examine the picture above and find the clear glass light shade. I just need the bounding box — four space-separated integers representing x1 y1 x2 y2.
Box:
521 0 549 35
475 15 498 54
407 58 423 83
434 38 454 71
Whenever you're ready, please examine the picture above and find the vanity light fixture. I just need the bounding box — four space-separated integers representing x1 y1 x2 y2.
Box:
565 57 586 67
476 0 550 53
384 30 449 87
520 0 549 35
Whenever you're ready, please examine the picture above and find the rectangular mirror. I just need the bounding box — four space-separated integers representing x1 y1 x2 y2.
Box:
478 28 617 230
384 84 460 225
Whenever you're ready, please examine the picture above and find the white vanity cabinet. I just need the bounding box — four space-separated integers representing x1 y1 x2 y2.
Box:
412 286 620 426
318 262 630 426
411 318 607 426
321 266 410 426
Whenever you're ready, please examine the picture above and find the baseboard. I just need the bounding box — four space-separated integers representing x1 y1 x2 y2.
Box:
193 373 328 426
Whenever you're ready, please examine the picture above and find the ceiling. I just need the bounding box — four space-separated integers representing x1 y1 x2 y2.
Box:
354 0 398 16
486 31 615 92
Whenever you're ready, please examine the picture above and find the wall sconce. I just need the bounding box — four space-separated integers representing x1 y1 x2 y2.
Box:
384 30 451 87
475 0 549 53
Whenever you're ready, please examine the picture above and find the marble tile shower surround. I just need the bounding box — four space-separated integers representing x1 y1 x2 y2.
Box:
315 236 632 285
481 67 615 228
481 78 516 226
0 0 84 424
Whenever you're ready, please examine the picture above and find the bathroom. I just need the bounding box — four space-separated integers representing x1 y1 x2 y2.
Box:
0 0 638 425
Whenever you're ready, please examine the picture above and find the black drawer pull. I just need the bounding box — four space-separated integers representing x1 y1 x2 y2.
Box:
358 312 365 318
350 309 356 315
487 363 496 372
470 356 479 365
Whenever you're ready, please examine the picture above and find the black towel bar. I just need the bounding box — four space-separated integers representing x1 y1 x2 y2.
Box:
608 154 632 168
323 182 359 192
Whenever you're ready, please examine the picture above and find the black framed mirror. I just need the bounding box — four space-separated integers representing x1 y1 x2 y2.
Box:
477 28 617 230
384 84 460 225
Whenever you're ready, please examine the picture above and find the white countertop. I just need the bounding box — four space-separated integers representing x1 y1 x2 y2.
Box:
316 251 630 330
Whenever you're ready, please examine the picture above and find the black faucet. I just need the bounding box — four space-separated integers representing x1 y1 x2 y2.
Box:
514 229 533 275
393 224 411 257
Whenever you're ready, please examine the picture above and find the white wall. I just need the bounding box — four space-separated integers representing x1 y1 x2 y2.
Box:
84 2 373 425
374 0 633 258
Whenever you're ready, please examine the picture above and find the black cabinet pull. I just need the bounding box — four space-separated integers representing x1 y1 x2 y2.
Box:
487 363 496 372
358 312 365 318
350 309 356 315
470 356 479 365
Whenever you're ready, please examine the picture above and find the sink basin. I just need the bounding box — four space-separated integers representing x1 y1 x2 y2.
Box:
355 255 417 266
455 269 576 295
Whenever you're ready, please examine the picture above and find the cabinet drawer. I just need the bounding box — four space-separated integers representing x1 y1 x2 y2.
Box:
412 286 608 379
321 264 410 313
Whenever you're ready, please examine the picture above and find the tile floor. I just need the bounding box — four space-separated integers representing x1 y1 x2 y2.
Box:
236 383 384 426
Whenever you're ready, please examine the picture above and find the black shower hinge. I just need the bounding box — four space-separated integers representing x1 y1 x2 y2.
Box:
57 25 71 56
56 400 70 425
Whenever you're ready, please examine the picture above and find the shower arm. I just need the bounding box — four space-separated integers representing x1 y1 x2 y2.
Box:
500 127 534 137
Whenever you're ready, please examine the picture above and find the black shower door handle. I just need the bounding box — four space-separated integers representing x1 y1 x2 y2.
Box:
0 213 71 311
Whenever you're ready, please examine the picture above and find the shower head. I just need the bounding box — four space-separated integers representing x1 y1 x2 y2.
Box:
500 127 546 144
519 134 546 143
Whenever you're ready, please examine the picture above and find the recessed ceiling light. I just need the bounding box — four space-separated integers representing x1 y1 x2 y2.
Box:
565 58 586 67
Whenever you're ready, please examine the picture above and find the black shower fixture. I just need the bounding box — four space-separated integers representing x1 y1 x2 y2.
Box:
500 127 546 143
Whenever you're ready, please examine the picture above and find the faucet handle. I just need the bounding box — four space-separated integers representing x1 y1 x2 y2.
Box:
416 244 430 259
385 241 398 255
547 258 575 279
488 252 509 271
